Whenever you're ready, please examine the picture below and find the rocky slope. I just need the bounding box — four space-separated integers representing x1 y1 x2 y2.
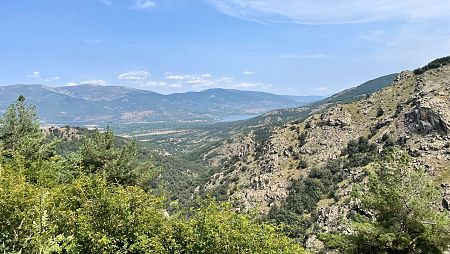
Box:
202 63 450 226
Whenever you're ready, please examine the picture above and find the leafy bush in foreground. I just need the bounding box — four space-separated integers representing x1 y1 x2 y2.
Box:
0 96 306 254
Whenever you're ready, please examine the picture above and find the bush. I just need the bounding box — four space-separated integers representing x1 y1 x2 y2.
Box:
298 132 308 147
323 152 450 253
254 127 272 158
342 136 377 167
381 133 396 147
297 159 308 169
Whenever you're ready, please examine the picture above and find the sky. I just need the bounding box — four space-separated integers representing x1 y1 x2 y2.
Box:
0 0 449 96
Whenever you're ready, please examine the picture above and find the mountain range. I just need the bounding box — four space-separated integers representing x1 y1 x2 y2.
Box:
0 84 323 125
3 56 450 253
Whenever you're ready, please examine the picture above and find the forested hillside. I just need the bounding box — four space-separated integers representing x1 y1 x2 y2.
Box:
0 96 305 253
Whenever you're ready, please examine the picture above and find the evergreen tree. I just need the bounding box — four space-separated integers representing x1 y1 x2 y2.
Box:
323 152 450 253
0 96 55 163
80 127 138 185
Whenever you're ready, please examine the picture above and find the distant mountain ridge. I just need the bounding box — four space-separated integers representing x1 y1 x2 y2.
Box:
0 84 317 125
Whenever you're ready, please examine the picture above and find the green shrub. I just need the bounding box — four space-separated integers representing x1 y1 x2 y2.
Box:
323 152 450 253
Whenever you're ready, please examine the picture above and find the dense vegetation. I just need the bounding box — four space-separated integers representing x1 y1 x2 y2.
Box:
414 56 450 75
268 164 345 242
0 97 306 253
268 134 450 253
322 152 450 253
268 136 378 242
148 153 218 208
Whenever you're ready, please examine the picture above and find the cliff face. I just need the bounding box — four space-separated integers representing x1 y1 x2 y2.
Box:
203 65 450 215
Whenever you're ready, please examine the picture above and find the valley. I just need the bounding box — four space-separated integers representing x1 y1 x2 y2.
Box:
1 56 450 253
122 58 450 252
0 85 318 127
3 1 450 252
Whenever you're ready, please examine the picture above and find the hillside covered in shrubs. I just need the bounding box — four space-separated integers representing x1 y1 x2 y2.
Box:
0 96 305 254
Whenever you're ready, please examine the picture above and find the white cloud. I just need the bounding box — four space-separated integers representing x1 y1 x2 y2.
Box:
130 0 155 10
166 73 272 91
118 70 151 80
169 83 183 88
207 0 450 24
65 82 79 87
218 77 234 83
81 79 108 86
27 71 41 79
142 81 167 87
166 74 190 80
51 76 60 80
186 78 215 88
166 73 212 80
243 71 256 75
232 82 268 89
112 71 275 93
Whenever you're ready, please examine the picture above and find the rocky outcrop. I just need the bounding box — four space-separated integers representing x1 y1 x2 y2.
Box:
203 65 450 242
406 98 450 134
321 107 352 127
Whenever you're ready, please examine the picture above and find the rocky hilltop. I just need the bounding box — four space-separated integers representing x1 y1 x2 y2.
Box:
201 62 450 247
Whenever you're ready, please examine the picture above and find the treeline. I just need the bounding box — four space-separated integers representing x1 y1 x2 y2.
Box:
414 56 450 75
0 96 305 253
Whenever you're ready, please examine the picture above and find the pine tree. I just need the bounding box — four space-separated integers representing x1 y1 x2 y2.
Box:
0 96 55 162
80 127 138 185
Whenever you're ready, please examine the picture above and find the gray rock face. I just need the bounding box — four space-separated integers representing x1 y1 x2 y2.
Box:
202 65 450 252
406 99 450 134
443 198 450 211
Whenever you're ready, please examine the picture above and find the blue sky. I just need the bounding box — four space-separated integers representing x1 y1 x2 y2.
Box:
0 0 449 95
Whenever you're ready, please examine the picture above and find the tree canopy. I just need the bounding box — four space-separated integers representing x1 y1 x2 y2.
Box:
0 96 306 254
0 95 54 162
